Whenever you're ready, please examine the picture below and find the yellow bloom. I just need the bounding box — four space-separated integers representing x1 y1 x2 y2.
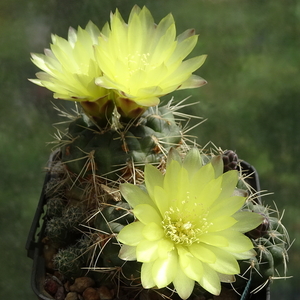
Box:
117 149 263 299
29 22 111 118
94 6 207 117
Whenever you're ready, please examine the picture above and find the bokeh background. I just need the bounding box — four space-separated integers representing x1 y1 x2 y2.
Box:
1 0 299 299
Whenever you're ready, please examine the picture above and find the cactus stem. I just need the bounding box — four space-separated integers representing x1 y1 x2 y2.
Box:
270 202 291 245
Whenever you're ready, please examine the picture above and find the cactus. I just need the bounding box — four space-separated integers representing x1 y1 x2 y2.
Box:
61 106 182 181
229 200 291 297
28 5 291 300
40 112 291 300
46 197 65 218
42 131 291 299
45 102 187 276
53 245 86 279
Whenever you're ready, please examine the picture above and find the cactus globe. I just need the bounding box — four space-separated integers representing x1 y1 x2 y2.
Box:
117 148 263 299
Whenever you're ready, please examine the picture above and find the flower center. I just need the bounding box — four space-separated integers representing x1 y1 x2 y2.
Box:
126 52 151 75
162 207 210 245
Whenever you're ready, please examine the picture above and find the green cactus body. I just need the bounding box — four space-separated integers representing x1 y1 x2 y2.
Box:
232 202 290 294
41 103 290 298
61 106 182 181
53 246 86 279
46 197 65 218
44 105 184 282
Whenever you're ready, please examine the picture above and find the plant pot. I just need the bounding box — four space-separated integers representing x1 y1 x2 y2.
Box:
26 153 271 300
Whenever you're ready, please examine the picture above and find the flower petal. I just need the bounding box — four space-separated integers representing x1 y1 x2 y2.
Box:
194 176 223 209
152 250 178 288
178 74 207 90
120 183 154 208
207 196 245 221
210 155 224 178
134 204 162 225
118 245 137 261
198 263 221 296
133 96 160 107
163 161 190 208
136 240 159 262
157 238 175 259
177 245 203 282
190 163 215 196
169 34 198 65
205 245 240 274
198 233 229 247
230 249 256 260
142 222 165 241
117 221 144 246
173 267 195 299
163 160 182 192
182 147 203 179
181 255 204 282
144 164 164 199
231 211 264 233
220 230 256 253
153 185 171 215
218 273 235 283
163 55 207 87
188 243 216 264
219 170 239 198
141 262 156 288
207 216 237 232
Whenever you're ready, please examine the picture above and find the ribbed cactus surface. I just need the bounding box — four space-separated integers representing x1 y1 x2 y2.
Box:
61 106 182 181
42 113 290 300
44 104 184 284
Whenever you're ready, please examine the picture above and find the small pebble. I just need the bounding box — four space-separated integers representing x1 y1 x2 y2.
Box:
44 277 59 296
70 277 95 293
65 291 79 300
53 271 64 282
83 287 100 300
55 286 66 300
97 286 113 300
64 280 71 292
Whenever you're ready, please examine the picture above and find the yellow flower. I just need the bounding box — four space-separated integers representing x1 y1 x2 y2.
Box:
94 6 207 117
117 149 263 299
29 22 111 119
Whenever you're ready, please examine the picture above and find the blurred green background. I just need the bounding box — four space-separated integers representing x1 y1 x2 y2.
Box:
0 0 299 299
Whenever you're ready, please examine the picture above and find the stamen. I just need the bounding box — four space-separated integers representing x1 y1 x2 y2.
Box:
162 206 211 246
126 52 151 75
